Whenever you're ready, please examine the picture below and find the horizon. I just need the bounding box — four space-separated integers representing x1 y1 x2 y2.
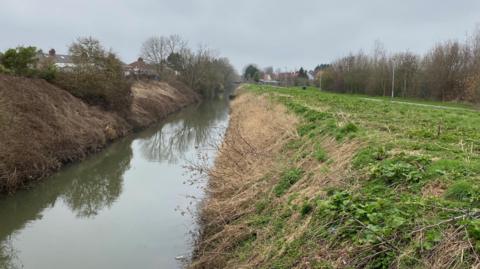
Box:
2 0 480 72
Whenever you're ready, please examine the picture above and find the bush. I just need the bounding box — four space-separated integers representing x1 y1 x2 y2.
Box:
0 64 11 74
53 37 132 114
38 63 57 82
0 46 38 76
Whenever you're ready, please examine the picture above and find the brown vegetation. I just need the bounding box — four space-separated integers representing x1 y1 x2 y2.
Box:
0 74 198 193
321 27 480 103
191 92 297 268
191 91 359 268
128 80 200 128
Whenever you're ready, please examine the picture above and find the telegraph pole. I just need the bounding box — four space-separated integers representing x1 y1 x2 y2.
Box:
391 61 396 99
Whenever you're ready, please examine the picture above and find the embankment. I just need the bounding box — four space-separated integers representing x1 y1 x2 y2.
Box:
191 91 301 268
194 84 480 268
0 75 198 192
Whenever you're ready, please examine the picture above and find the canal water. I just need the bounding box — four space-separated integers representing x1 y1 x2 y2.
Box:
0 98 229 269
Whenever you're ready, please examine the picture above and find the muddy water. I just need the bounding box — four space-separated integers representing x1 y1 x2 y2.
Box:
0 98 229 269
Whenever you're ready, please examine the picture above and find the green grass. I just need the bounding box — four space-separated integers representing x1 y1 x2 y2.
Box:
273 168 304 197
233 84 480 268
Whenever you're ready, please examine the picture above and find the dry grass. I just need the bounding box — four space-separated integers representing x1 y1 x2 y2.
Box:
421 228 473 269
191 91 362 268
191 92 298 268
0 75 198 193
422 180 448 198
129 80 200 129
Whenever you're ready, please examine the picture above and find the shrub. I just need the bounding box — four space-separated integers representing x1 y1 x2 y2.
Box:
38 63 57 82
0 46 38 76
0 64 11 74
52 37 132 114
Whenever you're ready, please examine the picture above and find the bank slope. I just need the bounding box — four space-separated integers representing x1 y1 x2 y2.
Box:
193 85 480 268
0 75 198 192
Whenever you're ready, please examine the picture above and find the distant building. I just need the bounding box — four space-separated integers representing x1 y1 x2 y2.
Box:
259 73 280 85
307 71 315 81
124 57 171 79
125 57 147 76
274 72 298 81
38 49 75 69
259 79 280 85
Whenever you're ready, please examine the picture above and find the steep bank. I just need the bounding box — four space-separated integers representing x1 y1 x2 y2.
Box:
193 85 480 268
0 75 198 192
191 91 301 268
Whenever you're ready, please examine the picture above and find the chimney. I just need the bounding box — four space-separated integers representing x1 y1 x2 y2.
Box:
138 57 144 62
48 48 56 56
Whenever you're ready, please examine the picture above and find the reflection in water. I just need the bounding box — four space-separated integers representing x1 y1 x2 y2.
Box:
0 136 134 268
139 98 229 164
0 97 229 268
60 140 132 218
0 238 18 269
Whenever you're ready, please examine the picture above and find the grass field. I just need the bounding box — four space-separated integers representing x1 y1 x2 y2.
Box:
218 84 480 268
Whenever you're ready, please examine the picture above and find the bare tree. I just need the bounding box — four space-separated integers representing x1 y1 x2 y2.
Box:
141 36 168 75
165 34 187 55
141 35 189 78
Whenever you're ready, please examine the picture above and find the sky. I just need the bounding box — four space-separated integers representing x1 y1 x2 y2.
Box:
1 0 480 73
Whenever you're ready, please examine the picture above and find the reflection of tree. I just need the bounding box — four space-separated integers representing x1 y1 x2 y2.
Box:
0 95 230 267
0 136 133 266
60 138 132 218
0 237 19 269
138 97 229 164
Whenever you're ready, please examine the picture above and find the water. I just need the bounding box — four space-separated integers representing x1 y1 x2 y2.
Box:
0 98 230 269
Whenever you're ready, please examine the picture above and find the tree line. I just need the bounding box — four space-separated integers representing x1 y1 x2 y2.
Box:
0 35 237 115
321 28 480 102
140 35 237 97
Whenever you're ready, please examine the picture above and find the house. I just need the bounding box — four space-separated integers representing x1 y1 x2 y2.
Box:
275 72 298 81
259 73 279 85
124 57 159 78
38 49 75 69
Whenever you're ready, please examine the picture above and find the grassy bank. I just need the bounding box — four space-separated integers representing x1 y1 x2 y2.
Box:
193 85 480 268
0 75 198 193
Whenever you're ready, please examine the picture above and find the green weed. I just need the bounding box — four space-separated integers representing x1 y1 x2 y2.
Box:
274 168 304 197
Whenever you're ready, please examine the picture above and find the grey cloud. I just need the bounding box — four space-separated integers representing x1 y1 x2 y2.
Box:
1 0 479 71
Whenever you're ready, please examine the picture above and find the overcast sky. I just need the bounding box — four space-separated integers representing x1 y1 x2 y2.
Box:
1 0 480 72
